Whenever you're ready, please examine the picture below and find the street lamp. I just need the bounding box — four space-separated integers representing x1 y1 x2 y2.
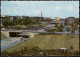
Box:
61 48 67 56
40 52 43 56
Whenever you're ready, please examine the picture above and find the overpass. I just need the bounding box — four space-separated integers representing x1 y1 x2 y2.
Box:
1 29 79 38
1 30 22 37
1 29 38 38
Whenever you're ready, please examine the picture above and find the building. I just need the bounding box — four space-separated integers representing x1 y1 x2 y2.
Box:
51 16 60 24
59 19 65 22
54 16 60 22
1 14 5 18
54 16 60 21
59 19 65 24
39 11 42 17
65 17 77 24
58 19 65 26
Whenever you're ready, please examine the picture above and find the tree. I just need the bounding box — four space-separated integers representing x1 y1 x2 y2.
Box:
13 18 21 25
46 28 55 32
45 27 63 32
70 45 74 50
20 38 23 41
66 27 71 32
75 18 79 25
71 27 75 38
74 24 78 31
64 21 68 26
55 23 58 27
60 23 64 28
32 47 39 51
70 23 74 27
23 18 39 25
58 27 63 32
3 18 13 27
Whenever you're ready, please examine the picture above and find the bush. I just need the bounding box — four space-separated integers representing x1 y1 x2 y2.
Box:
74 51 79 55
21 38 23 41
45 27 63 32
54 27 63 32
55 23 58 27
2 48 79 56
66 27 71 32
70 45 74 50
60 23 64 28
32 47 39 51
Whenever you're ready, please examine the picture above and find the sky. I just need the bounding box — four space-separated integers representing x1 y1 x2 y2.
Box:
1 1 79 19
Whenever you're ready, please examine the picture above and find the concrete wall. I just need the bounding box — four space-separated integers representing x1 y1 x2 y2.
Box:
29 32 38 38
1 31 9 37
1 31 38 38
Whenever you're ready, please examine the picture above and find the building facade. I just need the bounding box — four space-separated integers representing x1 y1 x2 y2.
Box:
65 17 77 24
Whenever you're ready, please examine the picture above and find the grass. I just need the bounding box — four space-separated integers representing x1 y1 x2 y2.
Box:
13 25 27 28
1 33 7 40
4 23 48 29
24 23 48 28
2 34 79 53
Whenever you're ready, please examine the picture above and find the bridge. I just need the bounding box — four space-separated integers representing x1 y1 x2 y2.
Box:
1 29 78 39
1 29 39 38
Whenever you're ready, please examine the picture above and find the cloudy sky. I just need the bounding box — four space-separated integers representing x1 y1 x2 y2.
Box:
1 1 79 19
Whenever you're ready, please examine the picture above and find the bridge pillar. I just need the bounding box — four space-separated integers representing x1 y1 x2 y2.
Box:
29 32 35 38
1 31 9 37
29 33 38 38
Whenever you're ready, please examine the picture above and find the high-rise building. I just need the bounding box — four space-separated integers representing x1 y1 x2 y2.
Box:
39 11 42 17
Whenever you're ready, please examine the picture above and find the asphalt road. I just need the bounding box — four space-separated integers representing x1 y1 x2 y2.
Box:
1 37 27 51
1 24 79 51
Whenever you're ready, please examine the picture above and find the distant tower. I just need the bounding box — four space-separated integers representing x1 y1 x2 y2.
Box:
39 11 42 17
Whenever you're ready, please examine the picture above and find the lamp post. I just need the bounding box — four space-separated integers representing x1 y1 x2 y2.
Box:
61 48 67 56
40 52 43 56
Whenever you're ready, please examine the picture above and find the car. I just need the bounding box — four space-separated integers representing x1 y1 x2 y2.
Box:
8 29 12 30
69 26 72 27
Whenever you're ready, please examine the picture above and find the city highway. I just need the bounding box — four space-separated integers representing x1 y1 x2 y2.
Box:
1 37 27 51
1 24 79 51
